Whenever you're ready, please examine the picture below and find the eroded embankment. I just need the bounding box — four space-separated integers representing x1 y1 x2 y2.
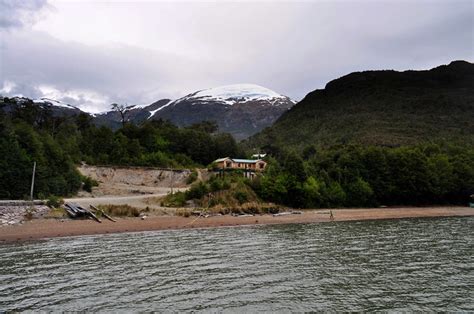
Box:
78 165 200 196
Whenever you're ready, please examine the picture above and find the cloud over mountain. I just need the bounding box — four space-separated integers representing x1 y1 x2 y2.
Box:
0 0 49 29
0 0 472 112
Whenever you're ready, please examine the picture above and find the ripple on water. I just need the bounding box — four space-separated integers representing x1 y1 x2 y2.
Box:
0 217 473 312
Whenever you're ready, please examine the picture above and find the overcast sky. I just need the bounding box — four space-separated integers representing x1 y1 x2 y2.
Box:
0 0 472 112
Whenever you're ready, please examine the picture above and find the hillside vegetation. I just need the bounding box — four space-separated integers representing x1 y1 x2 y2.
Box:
241 61 474 208
162 173 280 214
1 61 473 207
0 99 242 199
250 145 473 208
246 61 474 150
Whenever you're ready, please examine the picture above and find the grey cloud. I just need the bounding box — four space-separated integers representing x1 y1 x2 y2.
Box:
1 81 42 99
0 0 49 29
0 1 473 112
1 30 231 111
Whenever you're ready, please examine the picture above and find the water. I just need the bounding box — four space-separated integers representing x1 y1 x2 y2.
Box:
1 217 473 312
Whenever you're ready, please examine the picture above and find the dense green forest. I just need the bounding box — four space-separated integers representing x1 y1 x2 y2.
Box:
161 142 473 209
1 97 473 206
249 144 474 208
0 98 242 199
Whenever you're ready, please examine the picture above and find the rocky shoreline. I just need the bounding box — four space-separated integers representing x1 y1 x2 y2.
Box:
0 205 51 227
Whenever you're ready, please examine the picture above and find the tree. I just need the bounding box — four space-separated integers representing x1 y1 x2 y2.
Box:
0 128 31 199
188 121 219 134
303 176 324 207
75 112 93 131
282 151 306 182
302 145 317 160
344 177 374 207
111 103 135 128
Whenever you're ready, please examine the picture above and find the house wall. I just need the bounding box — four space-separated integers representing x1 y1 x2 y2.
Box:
216 159 233 169
233 163 256 170
256 161 266 171
214 159 267 171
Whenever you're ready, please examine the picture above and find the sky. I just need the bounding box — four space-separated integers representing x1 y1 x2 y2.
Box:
0 0 472 113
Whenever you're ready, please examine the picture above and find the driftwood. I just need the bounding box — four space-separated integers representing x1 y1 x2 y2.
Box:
64 203 101 223
87 209 101 223
272 211 302 217
90 205 116 222
64 203 85 218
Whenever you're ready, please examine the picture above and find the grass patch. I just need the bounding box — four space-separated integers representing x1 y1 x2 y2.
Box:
161 191 187 207
45 207 67 218
98 204 148 217
207 202 280 215
46 195 64 208
176 208 192 217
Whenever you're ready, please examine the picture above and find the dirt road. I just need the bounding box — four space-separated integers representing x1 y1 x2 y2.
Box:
65 187 187 209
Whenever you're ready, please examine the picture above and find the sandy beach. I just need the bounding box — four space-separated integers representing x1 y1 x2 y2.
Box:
0 206 472 243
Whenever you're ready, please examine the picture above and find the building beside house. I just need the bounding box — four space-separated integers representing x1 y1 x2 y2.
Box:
213 157 267 172
251 153 267 159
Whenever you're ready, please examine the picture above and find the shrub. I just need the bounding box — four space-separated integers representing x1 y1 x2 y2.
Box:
162 191 187 207
186 170 198 184
234 191 249 204
185 181 209 199
82 176 98 192
210 179 222 192
46 195 64 208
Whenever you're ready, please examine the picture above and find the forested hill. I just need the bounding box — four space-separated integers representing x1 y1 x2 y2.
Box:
246 60 474 150
0 100 243 199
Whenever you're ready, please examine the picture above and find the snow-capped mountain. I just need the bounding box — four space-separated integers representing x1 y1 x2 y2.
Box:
174 84 294 106
147 84 296 139
1 96 83 116
2 84 296 139
93 99 172 128
33 97 80 110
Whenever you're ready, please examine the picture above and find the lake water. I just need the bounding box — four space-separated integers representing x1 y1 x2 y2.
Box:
1 217 473 312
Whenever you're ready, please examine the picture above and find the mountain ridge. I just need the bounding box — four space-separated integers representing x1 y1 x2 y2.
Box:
246 60 474 150
0 84 295 140
89 83 295 139
146 84 295 139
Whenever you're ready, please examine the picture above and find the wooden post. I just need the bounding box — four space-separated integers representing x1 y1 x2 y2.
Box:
30 161 36 201
170 170 174 194
90 205 116 222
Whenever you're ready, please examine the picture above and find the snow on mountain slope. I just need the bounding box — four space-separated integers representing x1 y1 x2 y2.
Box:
148 84 296 139
34 97 79 110
148 99 173 119
176 84 294 106
1 96 83 117
2 83 296 139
